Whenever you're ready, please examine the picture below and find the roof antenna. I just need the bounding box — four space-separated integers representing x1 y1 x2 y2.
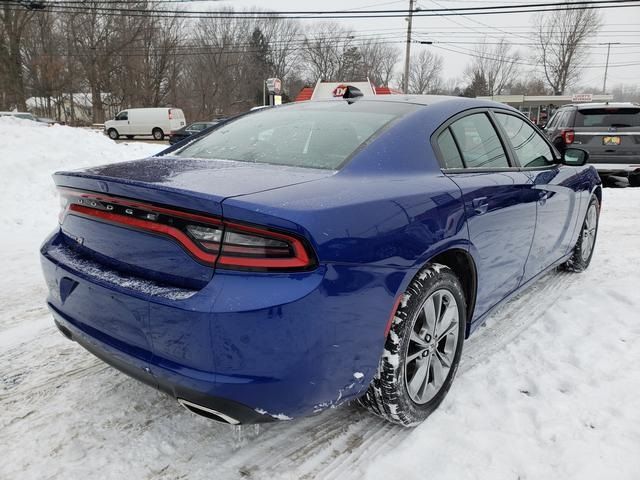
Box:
343 86 363 104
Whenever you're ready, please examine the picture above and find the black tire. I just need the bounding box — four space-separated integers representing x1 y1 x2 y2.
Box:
107 128 119 140
562 195 600 272
152 128 164 140
359 263 466 427
126 135 134 140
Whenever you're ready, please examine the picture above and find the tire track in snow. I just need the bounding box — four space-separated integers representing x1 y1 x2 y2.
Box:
0 264 587 479
231 266 585 480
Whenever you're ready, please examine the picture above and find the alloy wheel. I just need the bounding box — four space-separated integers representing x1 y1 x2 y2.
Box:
581 204 598 262
404 289 460 405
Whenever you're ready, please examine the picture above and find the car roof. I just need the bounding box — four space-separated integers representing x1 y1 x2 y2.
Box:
305 94 514 111
562 102 640 110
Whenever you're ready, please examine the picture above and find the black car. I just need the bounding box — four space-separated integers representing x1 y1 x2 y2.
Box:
544 102 640 186
169 121 217 145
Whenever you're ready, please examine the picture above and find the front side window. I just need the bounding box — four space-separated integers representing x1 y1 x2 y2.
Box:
116 111 128 121
176 101 418 170
449 113 509 169
545 112 558 129
496 113 555 168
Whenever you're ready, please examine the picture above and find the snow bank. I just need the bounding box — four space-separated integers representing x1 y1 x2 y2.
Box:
0 117 161 234
0 117 162 310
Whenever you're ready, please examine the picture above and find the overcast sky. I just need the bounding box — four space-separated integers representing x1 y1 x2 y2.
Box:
210 0 640 92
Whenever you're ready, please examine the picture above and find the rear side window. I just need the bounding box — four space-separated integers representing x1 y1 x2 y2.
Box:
437 129 464 169
575 108 640 128
176 101 418 170
496 113 554 168
449 113 509 169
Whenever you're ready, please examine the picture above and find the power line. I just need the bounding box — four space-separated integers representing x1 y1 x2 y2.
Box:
4 0 640 19
429 42 640 68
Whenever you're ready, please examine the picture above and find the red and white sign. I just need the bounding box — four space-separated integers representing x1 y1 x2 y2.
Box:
332 84 350 97
572 93 593 103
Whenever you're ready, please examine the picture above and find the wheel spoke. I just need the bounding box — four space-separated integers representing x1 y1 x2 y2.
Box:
436 303 458 339
410 331 428 347
422 297 437 336
435 348 452 369
408 358 430 399
406 349 426 363
431 354 445 388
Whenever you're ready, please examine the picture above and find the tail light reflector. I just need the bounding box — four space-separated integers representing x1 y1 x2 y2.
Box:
562 129 575 145
59 189 316 271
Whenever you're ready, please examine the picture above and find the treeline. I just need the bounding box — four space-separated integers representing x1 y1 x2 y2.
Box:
1 2 634 124
0 3 406 123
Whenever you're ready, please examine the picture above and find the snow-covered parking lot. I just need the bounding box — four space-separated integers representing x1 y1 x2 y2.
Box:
2 118 640 480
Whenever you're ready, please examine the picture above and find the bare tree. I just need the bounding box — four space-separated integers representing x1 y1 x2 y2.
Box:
0 4 33 110
406 50 443 94
259 17 301 82
536 6 602 95
302 22 358 82
116 14 183 108
359 39 399 86
465 39 521 96
66 1 149 122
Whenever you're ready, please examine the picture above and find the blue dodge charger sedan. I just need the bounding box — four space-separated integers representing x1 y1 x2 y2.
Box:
41 95 601 426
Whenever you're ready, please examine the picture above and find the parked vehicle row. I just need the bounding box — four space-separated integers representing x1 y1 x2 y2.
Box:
544 102 640 186
1 111 55 124
168 119 226 145
41 95 601 427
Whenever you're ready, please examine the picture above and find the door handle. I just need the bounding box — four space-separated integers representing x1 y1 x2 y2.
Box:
472 197 489 215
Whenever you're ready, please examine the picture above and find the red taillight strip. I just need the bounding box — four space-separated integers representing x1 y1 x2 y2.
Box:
68 204 218 264
60 188 222 226
61 189 316 271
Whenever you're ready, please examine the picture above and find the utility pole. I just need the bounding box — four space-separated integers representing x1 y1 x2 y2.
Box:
602 42 619 94
403 0 415 94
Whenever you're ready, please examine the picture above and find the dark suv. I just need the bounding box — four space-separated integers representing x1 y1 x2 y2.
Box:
544 102 640 186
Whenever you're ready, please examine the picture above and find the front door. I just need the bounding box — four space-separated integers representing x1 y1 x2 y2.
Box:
112 110 130 134
493 111 580 281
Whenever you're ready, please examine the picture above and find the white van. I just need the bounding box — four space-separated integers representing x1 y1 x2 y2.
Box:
104 108 186 140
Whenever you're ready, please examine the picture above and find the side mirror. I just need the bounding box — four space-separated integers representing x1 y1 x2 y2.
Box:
562 147 589 167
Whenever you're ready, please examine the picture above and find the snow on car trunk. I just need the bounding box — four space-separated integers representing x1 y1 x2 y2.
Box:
2 118 640 479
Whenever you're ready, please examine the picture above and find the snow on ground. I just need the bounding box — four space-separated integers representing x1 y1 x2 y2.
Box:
1 119 640 480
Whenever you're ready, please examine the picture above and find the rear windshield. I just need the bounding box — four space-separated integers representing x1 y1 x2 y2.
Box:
575 108 640 128
175 101 417 169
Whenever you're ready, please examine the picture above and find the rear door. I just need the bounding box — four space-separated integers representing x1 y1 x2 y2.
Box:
434 110 537 318
573 106 640 167
493 111 582 281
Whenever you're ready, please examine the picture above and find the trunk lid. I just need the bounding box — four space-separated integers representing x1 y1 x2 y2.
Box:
53 156 333 290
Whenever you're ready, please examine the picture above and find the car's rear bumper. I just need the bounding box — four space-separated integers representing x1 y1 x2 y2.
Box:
49 307 270 424
40 229 398 422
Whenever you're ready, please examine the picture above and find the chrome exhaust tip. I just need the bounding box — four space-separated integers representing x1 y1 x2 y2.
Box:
177 398 240 425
